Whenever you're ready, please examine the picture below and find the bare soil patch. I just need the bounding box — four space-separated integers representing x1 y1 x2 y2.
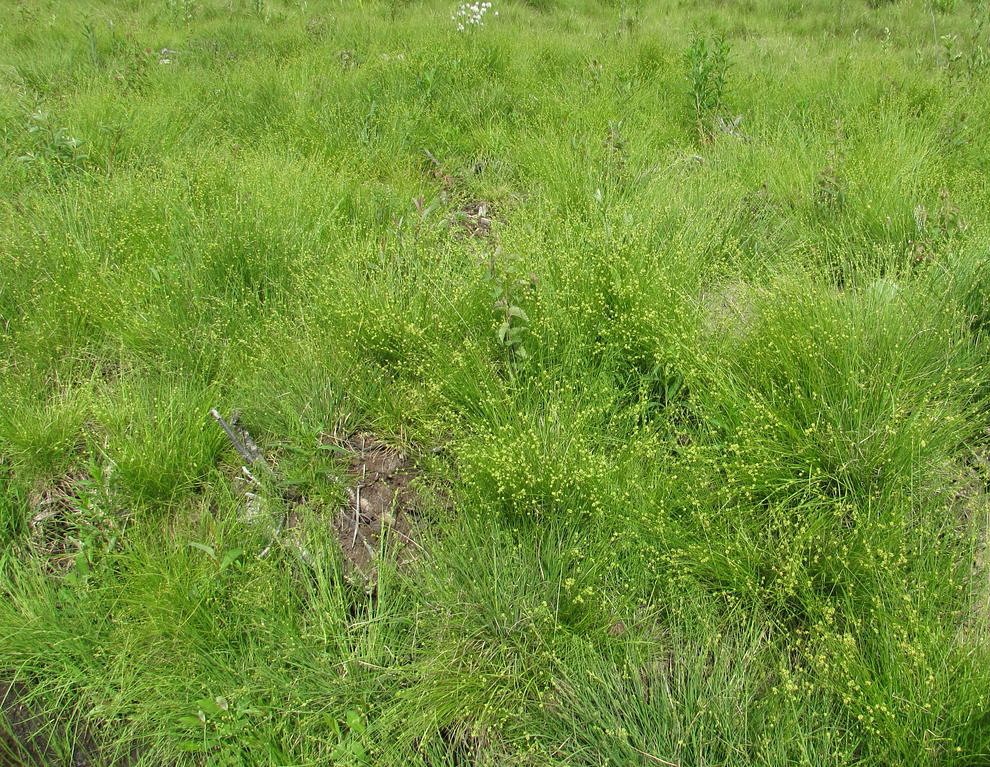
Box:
454 200 493 238
0 681 128 767
0 681 59 766
330 433 423 581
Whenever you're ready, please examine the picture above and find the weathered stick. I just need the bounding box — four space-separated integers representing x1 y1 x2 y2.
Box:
210 408 258 465
211 408 283 559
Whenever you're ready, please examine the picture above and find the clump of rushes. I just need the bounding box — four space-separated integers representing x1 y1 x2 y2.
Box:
2 1 990 765
457 399 613 524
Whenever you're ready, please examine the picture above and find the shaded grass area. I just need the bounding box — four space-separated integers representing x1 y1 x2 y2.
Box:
2 0 990 764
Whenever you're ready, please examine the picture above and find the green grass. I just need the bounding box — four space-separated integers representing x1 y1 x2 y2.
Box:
2 0 990 764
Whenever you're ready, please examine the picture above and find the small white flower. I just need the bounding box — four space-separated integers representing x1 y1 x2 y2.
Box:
452 0 494 30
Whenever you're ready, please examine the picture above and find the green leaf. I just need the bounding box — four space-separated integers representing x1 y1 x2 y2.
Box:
220 549 245 571
345 709 365 733
187 542 217 560
497 321 511 343
196 697 223 717
507 305 529 322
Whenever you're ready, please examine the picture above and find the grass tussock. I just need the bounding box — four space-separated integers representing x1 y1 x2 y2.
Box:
2 0 990 764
